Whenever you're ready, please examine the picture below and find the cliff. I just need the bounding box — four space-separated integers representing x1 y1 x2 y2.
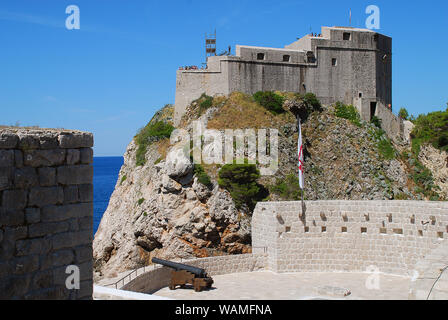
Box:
93 93 447 280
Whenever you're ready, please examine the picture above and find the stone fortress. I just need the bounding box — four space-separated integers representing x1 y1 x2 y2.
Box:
175 26 412 142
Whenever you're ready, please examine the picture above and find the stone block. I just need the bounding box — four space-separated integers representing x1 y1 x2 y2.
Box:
63 186 79 204
28 186 64 207
14 150 23 168
0 274 31 299
0 208 24 227
80 148 93 164
58 133 94 149
39 133 59 149
14 167 38 189
57 165 93 185
1 189 27 209
28 221 69 238
0 150 14 167
78 184 93 202
41 203 92 222
51 232 75 250
77 280 93 300
25 208 40 224
23 149 66 167
75 245 92 263
66 149 80 165
37 167 56 187
15 238 51 256
0 132 19 149
31 269 53 291
18 133 40 150
0 166 13 191
52 249 75 266
11 255 40 275
78 216 92 231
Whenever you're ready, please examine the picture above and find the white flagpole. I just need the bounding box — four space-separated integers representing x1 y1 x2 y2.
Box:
298 117 305 217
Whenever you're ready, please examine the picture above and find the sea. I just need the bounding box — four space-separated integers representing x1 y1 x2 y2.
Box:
93 157 124 235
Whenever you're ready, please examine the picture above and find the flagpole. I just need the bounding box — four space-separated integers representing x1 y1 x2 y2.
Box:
297 116 305 218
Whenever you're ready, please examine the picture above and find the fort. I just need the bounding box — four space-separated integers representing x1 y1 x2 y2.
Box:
175 26 392 124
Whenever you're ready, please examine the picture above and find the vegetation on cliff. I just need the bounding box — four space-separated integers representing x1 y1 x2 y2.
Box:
410 106 448 154
135 121 174 166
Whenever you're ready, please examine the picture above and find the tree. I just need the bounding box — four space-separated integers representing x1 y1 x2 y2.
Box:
398 107 409 120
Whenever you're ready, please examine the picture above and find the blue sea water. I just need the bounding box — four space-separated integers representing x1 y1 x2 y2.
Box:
93 157 124 235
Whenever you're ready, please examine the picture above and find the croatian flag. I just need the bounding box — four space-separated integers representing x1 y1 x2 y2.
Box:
298 119 304 189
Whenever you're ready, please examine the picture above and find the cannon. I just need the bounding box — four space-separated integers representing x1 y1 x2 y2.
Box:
151 257 214 292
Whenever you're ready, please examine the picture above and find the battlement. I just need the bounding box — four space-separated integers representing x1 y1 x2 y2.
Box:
174 26 393 135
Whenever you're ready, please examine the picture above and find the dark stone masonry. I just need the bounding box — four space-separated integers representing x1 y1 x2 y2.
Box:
0 128 94 300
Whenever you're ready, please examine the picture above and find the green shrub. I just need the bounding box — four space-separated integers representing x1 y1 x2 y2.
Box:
334 102 361 127
218 164 266 211
378 137 396 160
135 121 175 166
143 212 148 217
398 107 409 120
120 175 127 185
269 174 303 200
192 93 214 116
371 116 382 129
411 107 448 154
303 92 322 111
253 91 285 115
137 198 145 205
194 164 212 188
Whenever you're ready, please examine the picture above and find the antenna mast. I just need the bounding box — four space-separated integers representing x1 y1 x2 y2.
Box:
205 29 217 65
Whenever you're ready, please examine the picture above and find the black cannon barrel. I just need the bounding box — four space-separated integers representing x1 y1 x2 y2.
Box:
151 257 207 277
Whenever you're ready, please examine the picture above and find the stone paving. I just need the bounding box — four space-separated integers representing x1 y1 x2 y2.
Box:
153 271 411 300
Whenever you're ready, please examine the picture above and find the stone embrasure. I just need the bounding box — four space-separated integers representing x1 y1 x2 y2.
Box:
0 128 94 300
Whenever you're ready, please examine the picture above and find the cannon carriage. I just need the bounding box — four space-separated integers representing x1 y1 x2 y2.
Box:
151 257 214 292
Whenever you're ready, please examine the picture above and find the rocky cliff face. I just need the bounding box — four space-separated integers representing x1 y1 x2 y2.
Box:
93 94 447 280
93 108 250 280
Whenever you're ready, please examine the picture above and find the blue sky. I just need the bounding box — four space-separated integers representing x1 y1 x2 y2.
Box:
1 0 447 156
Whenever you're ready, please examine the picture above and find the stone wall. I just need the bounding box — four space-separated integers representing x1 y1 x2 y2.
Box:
121 253 267 294
0 128 94 299
252 201 448 275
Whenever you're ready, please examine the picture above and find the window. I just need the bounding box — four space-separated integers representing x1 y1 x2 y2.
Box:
332 58 337 66
343 32 351 40
257 53 265 60
282 55 290 62
359 92 363 98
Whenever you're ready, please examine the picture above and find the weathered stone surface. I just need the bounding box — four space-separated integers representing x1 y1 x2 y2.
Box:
63 186 79 204
38 133 59 149
25 208 40 224
28 186 64 207
0 209 25 227
15 238 51 256
0 150 14 167
14 150 23 168
37 167 56 187
165 147 194 179
52 249 75 266
0 167 13 191
1 189 27 209
75 245 92 263
0 275 31 299
0 132 19 149
23 149 66 167
57 165 93 185
59 133 93 149
41 203 92 222
11 255 40 275
14 167 38 189
18 133 40 150
66 149 80 165
28 221 69 238
80 148 93 164
78 184 93 202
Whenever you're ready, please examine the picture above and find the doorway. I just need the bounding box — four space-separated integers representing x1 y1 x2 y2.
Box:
370 102 377 120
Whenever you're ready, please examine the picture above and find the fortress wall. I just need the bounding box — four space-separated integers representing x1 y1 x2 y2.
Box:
252 201 448 275
376 104 404 143
121 253 267 294
0 128 94 300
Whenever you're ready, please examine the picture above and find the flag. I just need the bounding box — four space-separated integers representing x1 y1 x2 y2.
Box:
298 118 304 189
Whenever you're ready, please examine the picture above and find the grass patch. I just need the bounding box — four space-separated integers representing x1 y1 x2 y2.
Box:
120 175 127 185
194 164 213 188
135 121 174 166
137 198 145 205
269 174 303 200
334 102 361 127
